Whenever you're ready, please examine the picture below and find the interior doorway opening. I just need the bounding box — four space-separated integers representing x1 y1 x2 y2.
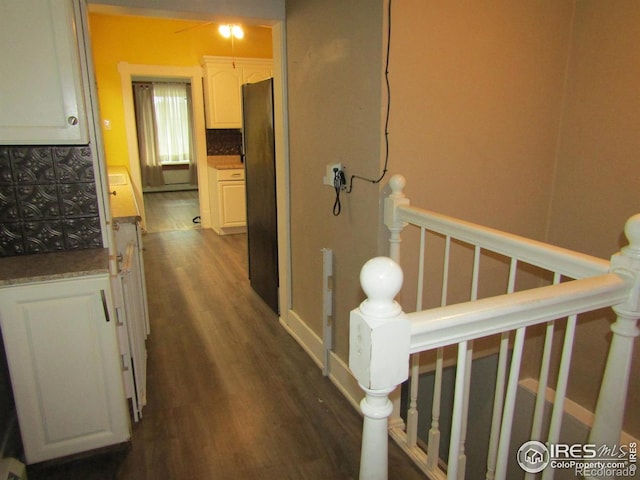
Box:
131 78 201 233
132 80 198 194
87 9 290 317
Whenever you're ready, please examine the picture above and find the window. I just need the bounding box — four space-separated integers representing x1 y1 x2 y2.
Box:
152 83 192 165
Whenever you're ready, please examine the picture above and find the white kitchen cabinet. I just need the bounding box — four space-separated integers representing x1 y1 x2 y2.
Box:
0 0 89 144
0 275 130 464
113 221 149 422
209 168 247 235
202 57 273 128
219 182 247 226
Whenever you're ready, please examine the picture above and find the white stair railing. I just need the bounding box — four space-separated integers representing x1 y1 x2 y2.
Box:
350 174 640 480
349 256 410 480
586 217 640 480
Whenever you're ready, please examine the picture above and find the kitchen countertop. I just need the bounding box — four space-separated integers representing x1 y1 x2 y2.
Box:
108 166 141 223
0 248 110 287
207 155 243 170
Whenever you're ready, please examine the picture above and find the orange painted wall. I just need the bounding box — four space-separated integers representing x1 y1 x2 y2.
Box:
88 13 272 168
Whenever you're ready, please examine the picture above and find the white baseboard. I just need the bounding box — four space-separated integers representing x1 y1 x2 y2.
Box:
280 310 364 412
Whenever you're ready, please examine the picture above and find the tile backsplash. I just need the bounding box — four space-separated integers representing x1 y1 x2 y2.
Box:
0 145 102 257
206 129 243 156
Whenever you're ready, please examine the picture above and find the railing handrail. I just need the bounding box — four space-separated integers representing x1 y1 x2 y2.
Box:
353 174 640 480
407 272 632 353
396 204 609 279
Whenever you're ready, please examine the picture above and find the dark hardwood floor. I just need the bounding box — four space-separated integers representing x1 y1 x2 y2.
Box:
26 229 424 479
143 190 200 233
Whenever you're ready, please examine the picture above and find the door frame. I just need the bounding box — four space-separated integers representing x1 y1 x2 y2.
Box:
118 63 208 231
116 23 292 321
271 23 292 318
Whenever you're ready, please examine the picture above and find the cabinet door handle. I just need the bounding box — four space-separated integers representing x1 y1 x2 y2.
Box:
115 306 124 327
100 290 111 322
121 354 129 371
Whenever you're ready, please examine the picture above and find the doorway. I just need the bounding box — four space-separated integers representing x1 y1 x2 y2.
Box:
87 9 290 317
117 63 208 233
131 79 201 233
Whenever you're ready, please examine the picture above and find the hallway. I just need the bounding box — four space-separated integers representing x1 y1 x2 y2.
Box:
28 229 424 479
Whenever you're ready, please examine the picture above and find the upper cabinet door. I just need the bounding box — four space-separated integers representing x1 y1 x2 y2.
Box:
0 0 88 144
202 57 273 129
204 66 244 128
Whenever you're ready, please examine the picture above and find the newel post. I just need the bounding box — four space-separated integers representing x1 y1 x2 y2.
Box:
349 257 411 480
587 214 640 480
384 174 410 264
383 175 410 427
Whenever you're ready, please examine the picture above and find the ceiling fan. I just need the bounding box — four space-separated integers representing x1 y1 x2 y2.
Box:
174 21 245 38
174 21 245 67
173 21 215 35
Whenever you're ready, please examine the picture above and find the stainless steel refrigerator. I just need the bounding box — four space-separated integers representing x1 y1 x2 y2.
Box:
242 78 279 314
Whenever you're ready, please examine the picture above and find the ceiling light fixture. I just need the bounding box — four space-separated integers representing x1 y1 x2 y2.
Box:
218 24 244 39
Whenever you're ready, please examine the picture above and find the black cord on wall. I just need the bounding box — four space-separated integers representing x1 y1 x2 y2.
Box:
346 0 393 194
332 168 347 216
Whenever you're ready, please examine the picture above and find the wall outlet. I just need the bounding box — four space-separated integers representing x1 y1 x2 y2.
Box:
324 163 344 186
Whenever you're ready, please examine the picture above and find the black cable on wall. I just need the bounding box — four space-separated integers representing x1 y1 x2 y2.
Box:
346 0 393 194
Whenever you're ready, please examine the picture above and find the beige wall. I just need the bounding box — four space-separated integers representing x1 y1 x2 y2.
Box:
285 0 639 436
547 0 640 436
286 0 386 360
388 0 574 237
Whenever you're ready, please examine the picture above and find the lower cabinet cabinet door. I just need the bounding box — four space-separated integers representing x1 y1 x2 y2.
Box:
0 275 130 464
219 181 246 227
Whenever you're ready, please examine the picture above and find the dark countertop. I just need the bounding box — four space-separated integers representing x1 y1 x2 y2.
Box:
0 248 110 287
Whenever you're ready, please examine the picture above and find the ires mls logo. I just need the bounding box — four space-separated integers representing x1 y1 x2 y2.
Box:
517 441 549 473
517 440 638 477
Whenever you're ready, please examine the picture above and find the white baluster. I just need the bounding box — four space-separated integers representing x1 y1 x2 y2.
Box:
485 332 509 480
349 257 411 480
486 258 517 480
457 341 473 480
384 174 409 264
384 174 410 428
407 227 427 448
427 348 443 471
587 214 640 480
447 341 470 480
406 354 420 448
495 327 527 479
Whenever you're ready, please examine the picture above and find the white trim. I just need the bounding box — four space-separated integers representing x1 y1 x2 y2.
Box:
280 310 364 413
117 62 209 231
327 348 364 412
279 310 324 368
271 22 292 317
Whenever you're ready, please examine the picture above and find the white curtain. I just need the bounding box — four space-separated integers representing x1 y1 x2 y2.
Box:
152 83 191 164
133 82 164 187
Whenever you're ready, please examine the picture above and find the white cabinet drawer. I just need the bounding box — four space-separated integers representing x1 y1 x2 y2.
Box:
217 169 245 181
